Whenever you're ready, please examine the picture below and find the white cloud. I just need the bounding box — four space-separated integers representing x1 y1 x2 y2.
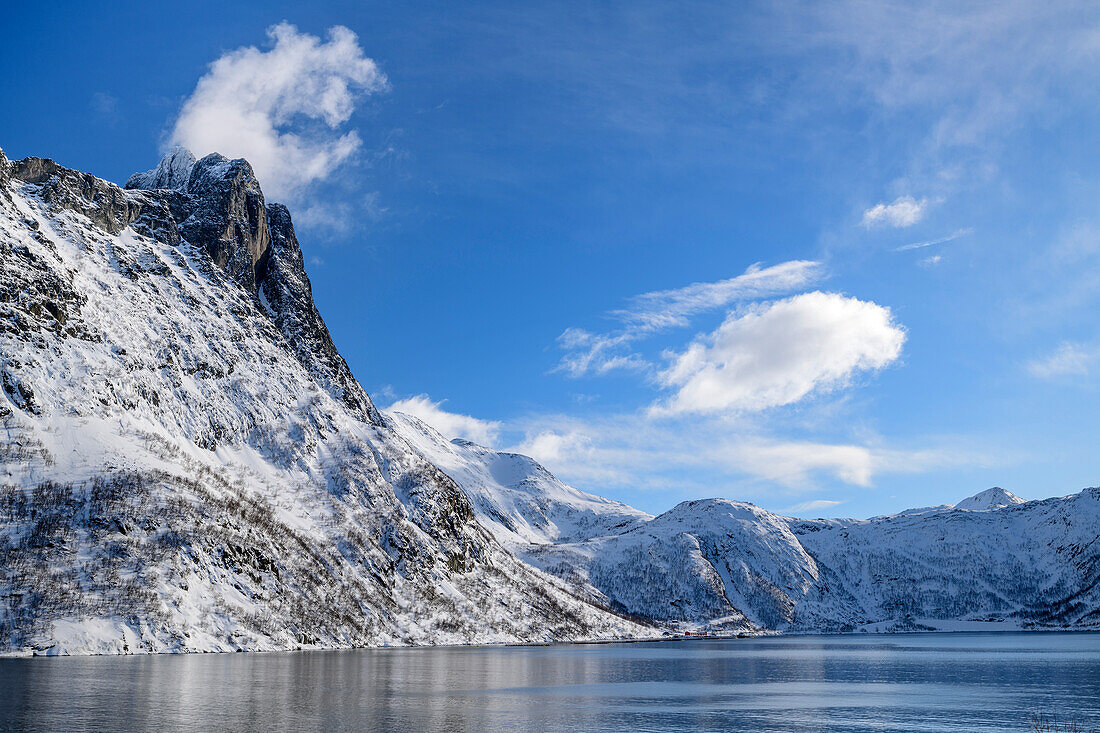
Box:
294 192 387 235
385 394 501 446
170 22 387 201
615 260 825 331
556 260 823 377
808 3 1100 150
91 92 119 119
512 417 881 492
654 291 905 415
861 196 929 228
1027 342 1098 378
919 254 942 267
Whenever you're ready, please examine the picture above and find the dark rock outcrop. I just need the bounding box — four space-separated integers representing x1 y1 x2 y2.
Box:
11 157 148 235
126 150 377 423
176 154 271 292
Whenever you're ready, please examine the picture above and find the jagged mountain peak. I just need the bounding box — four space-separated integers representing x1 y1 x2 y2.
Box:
186 152 260 196
955 486 1026 511
125 146 196 192
5 149 375 424
126 149 269 292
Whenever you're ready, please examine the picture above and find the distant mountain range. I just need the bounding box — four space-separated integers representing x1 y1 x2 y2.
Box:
0 147 1095 655
393 412 1099 633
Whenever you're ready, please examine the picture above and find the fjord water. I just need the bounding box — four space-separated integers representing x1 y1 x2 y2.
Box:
1 633 1098 732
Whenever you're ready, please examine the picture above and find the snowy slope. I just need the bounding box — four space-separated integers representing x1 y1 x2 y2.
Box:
0 148 653 655
527 499 827 631
789 487 1100 630
387 412 650 551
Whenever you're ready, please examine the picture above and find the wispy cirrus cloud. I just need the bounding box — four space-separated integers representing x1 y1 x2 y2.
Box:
507 410 979 500
896 227 973 251
1027 342 1100 379
781 499 845 516
555 260 824 377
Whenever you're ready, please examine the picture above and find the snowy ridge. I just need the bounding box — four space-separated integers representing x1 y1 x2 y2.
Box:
0 148 654 655
394 419 1100 633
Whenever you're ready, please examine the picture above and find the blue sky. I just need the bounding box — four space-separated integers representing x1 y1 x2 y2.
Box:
5 1 1100 517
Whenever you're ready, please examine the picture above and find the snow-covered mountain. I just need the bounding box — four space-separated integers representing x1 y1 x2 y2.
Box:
388 423 1100 634
1 146 1095 655
0 148 653 654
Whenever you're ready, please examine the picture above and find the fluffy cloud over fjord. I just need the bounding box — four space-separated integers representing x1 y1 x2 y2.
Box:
653 292 906 415
170 22 387 201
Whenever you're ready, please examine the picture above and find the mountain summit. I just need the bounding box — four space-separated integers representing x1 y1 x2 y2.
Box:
955 487 1026 511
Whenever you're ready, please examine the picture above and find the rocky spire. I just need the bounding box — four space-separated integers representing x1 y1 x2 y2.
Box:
16 150 378 425
261 203 380 423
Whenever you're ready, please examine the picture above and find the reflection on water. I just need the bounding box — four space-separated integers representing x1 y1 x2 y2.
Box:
2 632 1099 732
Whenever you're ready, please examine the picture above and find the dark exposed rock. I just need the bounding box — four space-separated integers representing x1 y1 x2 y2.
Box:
7 148 379 423
120 149 379 422
1 369 39 415
177 154 271 292
11 157 145 234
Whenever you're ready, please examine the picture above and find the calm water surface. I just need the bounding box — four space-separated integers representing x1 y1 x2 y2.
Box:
1 632 1098 732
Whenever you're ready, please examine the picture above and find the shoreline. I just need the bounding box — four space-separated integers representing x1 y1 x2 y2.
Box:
4 624 1098 659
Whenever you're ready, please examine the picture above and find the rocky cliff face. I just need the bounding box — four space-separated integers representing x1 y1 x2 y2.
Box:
0 148 651 654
